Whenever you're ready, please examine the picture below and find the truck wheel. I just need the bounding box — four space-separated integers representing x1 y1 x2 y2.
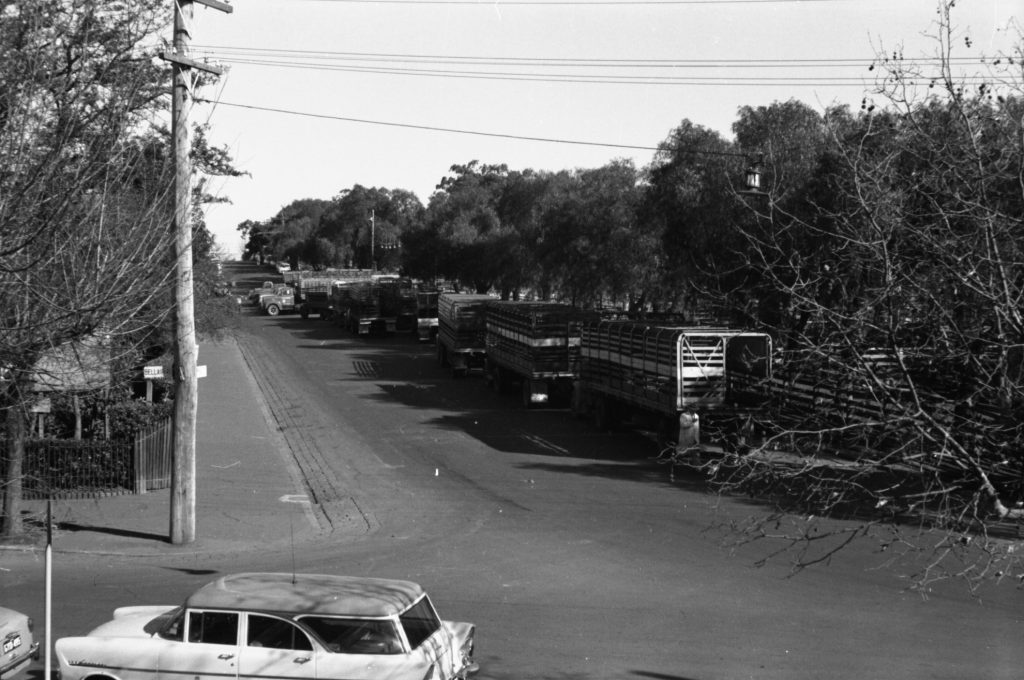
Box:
266 303 280 316
300 306 309 320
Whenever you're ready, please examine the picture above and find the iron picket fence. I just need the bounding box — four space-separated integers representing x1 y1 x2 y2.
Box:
13 417 173 499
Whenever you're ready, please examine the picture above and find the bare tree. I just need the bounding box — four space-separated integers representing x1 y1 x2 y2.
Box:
1 1 179 536
709 3 1024 589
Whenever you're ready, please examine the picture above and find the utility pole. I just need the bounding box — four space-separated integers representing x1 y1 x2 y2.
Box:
369 209 376 271
160 0 231 545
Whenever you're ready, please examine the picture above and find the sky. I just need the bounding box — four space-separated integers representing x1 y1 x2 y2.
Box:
186 0 1019 258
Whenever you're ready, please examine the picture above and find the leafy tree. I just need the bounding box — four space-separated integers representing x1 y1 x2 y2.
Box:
423 162 513 292
711 3 1024 589
536 161 649 307
640 120 753 319
0 0 237 536
319 185 423 271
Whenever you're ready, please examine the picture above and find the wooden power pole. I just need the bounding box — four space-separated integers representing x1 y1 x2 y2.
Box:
161 0 231 544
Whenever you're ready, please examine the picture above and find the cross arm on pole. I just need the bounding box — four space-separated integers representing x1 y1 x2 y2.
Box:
159 50 225 76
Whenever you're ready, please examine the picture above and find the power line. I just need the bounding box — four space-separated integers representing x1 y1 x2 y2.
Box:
195 98 663 150
194 44 979 68
197 56 995 87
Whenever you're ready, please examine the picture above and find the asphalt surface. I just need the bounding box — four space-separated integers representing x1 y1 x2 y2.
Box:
7 337 336 557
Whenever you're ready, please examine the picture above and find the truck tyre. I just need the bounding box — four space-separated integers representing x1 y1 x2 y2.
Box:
266 303 280 316
300 306 309 319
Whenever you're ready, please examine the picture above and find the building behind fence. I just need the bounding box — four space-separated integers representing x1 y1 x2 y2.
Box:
16 417 172 500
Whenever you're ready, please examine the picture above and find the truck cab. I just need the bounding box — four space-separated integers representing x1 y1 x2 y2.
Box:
260 287 296 316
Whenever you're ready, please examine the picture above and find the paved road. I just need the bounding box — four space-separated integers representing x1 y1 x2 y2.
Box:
225 262 1023 680
4 260 1022 680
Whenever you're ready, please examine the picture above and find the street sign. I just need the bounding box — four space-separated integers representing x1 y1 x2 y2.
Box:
143 366 163 379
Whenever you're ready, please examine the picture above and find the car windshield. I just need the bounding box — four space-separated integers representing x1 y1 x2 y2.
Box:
398 596 441 650
154 607 185 641
300 617 402 655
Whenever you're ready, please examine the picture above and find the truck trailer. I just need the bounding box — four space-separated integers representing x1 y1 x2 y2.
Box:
414 291 440 342
436 293 492 377
484 301 597 408
573 321 772 459
332 280 382 334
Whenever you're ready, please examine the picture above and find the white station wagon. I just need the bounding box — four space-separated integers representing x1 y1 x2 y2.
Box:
55 573 478 680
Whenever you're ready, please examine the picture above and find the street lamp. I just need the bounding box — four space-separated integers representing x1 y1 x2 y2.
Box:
741 153 768 198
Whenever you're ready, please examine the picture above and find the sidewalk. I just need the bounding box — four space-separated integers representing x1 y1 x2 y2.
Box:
10 338 324 557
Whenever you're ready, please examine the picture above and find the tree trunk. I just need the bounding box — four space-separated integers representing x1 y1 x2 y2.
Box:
74 394 82 440
2 402 26 537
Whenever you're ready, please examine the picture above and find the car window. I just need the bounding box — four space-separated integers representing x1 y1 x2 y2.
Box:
156 608 185 641
398 596 441 650
188 611 239 646
247 615 312 651
300 617 402 655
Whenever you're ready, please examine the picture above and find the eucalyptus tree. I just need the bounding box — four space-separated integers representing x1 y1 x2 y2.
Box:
319 185 423 271
639 120 753 320
423 162 512 292
535 160 648 308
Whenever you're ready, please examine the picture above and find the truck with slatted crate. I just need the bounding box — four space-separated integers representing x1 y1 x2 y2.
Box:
483 301 597 408
436 293 492 377
572 321 772 458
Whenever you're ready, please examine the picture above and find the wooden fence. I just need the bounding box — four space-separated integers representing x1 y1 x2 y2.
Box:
17 417 173 499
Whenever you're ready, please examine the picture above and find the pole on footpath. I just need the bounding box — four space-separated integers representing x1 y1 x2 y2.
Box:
160 0 231 544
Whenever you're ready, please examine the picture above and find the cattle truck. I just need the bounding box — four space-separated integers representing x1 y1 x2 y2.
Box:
484 301 597 408
296 276 336 319
415 291 440 342
573 321 772 460
332 279 382 334
436 293 492 377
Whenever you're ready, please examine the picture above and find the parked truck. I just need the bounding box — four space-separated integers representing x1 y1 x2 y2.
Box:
414 291 440 342
436 293 492 377
377 277 417 334
296 277 336 319
573 321 772 459
259 286 296 316
332 279 382 334
484 301 597 407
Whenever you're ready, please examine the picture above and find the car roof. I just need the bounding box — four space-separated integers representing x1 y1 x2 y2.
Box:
185 573 425 618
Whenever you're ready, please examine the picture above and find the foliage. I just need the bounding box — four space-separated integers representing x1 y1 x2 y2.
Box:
707 4 1024 589
0 0 237 536
535 161 649 307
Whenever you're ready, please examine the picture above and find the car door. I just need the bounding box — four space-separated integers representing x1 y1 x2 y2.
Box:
300 616 426 680
158 610 239 680
237 614 316 680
